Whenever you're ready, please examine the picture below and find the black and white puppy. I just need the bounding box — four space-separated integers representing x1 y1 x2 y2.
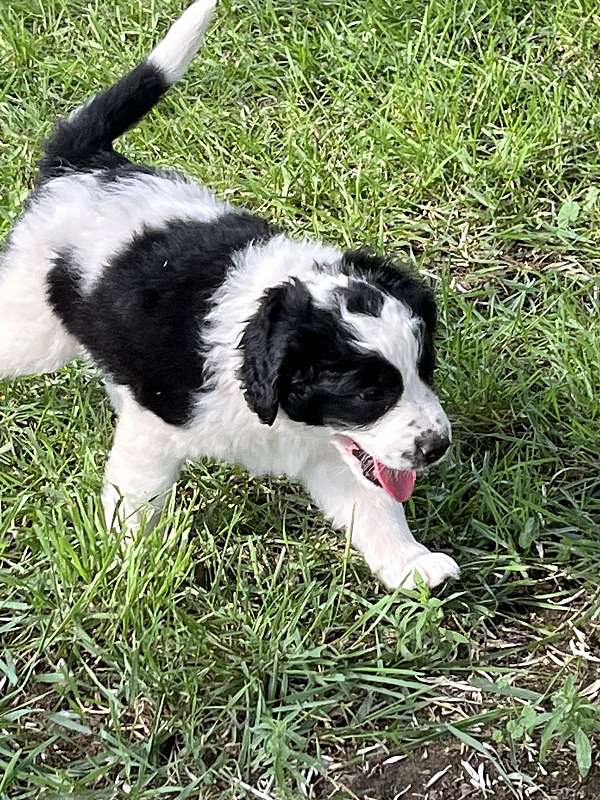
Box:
0 1 460 590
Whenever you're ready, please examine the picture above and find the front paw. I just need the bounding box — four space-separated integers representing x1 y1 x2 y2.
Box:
101 484 156 540
377 550 460 591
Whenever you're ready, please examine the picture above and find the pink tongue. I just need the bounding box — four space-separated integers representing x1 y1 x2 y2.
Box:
373 460 417 503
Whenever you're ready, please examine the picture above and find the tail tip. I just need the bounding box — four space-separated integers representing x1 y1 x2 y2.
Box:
148 0 218 85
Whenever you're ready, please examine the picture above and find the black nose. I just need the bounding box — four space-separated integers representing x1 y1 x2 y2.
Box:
415 431 451 467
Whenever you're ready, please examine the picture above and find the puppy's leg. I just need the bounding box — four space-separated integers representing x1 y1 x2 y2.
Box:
300 453 459 590
0 253 80 377
102 393 185 534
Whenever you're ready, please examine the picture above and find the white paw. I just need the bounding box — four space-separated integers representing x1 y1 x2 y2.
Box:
378 551 460 591
101 485 158 541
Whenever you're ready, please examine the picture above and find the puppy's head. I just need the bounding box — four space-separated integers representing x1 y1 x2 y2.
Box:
239 250 451 502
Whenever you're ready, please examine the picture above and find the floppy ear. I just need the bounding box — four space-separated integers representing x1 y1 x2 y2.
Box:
239 279 311 425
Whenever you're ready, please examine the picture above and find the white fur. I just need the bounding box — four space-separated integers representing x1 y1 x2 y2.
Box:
0 172 228 377
186 239 455 589
0 250 81 376
0 190 459 589
102 387 187 530
0 1 459 591
148 0 217 84
339 296 451 471
297 451 459 590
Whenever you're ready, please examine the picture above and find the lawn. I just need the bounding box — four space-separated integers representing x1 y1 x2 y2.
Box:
1 0 599 797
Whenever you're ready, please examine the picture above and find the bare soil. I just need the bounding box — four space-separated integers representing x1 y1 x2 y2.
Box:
318 738 600 800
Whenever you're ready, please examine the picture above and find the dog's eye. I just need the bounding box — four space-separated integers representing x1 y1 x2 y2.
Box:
358 387 383 402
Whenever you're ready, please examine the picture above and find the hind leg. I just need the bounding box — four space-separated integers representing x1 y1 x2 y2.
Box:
0 252 81 378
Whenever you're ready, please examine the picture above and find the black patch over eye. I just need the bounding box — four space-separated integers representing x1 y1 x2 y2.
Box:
283 356 403 428
358 386 384 402
416 322 435 385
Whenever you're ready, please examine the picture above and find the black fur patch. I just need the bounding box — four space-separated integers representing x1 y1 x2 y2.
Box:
46 251 81 320
337 281 384 317
48 212 275 425
240 280 403 428
96 163 161 184
238 279 312 425
341 249 437 384
38 62 168 182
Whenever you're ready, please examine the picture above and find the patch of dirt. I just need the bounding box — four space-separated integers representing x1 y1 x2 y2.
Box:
317 738 600 800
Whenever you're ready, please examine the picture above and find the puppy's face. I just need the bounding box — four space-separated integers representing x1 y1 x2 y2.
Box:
240 251 451 502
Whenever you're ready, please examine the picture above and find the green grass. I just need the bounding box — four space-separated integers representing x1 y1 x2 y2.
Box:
1 0 600 797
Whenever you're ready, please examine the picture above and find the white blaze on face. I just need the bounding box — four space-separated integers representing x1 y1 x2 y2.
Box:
338 295 451 472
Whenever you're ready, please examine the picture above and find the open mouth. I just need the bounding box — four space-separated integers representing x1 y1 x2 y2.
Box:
336 437 417 503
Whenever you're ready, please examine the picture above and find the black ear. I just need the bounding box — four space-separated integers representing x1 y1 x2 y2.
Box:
238 279 311 425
